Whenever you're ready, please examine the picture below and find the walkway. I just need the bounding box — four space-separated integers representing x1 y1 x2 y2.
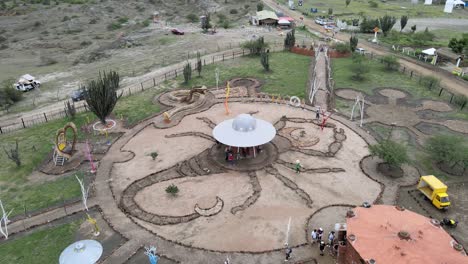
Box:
309 46 330 111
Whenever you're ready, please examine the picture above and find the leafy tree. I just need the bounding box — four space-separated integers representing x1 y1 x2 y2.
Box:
448 35 468 55
328 8 333 15
260 49 270 72
369 140 408 169
400 15 408 32
426 135 467 167
350 54 369 81
284 29 296 50
350 35 358 52
166 184 179 196
410 25 416 33
196 52 202 77
345 0 351 7
183 62 192 84
201 13 212 32
381 55 399 71
369 0 378 8
84 70 121 125
257 3 264 11
359 17 379 33
242 36 268 55
379 15 397 37
186 13 198 23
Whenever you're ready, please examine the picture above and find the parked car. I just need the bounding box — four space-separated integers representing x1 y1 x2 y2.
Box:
14 74 41 92
171 28 184 35
355 48 366 54
71 90 87 102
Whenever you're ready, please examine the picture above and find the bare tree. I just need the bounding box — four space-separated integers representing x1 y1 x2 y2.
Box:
3 140 21 167
0 200 12 240
76 175 90 211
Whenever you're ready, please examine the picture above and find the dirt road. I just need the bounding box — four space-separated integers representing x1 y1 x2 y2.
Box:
262 0 468 97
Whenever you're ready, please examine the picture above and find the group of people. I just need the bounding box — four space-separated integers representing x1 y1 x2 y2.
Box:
224 146 262 164
311 228 337 256
284 228 337 262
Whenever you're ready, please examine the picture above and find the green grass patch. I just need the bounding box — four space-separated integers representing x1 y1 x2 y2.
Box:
0 173 83 218
114 88 163 127
296 0 468 19
178 52 311 98
0 113 94 184
333 57 446 100
0 220 81 264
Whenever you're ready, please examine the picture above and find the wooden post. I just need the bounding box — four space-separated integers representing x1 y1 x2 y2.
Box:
153 78 156 87
233 51 234 59
43 113 48 122
223 54 225 61
21 118 26 128
450 94 454 103
242 49 245 56
165 73 167 81
0 126 2 134
439 88 444 96
141 82 144 91
410 71 413 78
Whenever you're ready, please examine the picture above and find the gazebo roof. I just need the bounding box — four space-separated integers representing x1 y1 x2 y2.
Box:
212 114 276 147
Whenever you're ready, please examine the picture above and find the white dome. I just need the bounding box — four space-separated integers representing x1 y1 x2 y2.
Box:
232 114 257 132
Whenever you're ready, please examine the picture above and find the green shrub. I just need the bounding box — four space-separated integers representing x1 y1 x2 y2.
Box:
335 42 350 53
165 184 179 196
186 13 198 23
230 9 238 14
107 22 122 30
150 151 158 160
381 55 399 71
117 17 129 24
221 20 230 29
368 0 378 8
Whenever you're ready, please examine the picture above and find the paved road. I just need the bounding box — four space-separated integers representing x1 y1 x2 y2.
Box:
262 0 468 98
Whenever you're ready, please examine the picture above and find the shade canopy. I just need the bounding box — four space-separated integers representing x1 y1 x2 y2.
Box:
212 114 276 147
278 19 291 25
59 240 103 264
422 48 436 55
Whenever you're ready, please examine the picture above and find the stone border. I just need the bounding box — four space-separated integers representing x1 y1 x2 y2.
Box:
265 165 314 208
276 159 345 174
195 196 224 217
165 132 216 142
231 172 262 215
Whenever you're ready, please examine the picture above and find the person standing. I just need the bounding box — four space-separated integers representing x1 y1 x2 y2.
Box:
319 241 326 256
328 231 335 246
317 228 323 242
295 160 302 174
316 107 321 121
284 245 292 262
311 229 318 244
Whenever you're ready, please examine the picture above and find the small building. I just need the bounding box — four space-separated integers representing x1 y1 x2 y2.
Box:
252 10 278 26
338 205 467 264
437 47 465 66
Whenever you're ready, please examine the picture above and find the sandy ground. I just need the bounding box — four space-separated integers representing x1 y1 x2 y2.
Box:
394 18 468 32
114 102 380 252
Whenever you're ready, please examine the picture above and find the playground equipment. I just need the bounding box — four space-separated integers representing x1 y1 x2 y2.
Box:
144 245 159 264
350 95 365 127
53 122 78 166
180 86 207 103
163 112 171 123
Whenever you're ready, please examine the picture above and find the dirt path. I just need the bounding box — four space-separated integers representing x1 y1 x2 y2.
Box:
262 0 468 98
310 46 330 111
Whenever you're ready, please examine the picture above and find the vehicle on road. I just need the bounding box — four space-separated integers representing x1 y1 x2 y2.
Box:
14 74 41 92
71 90 87 102
417 175 450 210
171 28 184 35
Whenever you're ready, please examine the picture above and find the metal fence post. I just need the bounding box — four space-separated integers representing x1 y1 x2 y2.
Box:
0 126 2 134
21 118 25 128
43 113 48 122
153 78 156 87
410 71 413 78
141 82 144 91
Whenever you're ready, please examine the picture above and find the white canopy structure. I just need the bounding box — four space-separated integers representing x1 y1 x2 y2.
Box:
422 48 436 56
444 0 455 13
212 114 276 148
278 19 291 25
59 240 103 264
